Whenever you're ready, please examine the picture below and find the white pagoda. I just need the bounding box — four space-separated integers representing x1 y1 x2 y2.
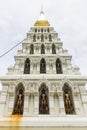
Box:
0 9 87 130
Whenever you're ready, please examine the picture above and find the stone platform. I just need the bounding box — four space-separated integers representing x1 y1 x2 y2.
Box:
0 116 87 130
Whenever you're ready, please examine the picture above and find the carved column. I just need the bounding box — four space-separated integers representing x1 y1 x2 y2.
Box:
50 45 52 54
54 93 59 116
53 63 56 74
46 61 49 74
23 93 29 116
33 62 37 74
34 45 36 54
50 63 53 74
37 63 40 74
38 46 40 54
49 93 54 115
58 92 65 115
30 61 33 74
29 93 34 115
81 92 87 116
34 93 39 115
0 85 9 117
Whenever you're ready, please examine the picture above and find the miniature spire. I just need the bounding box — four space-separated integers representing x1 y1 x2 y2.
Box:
34 6 50 27
41 4 44 14
38 5 46 21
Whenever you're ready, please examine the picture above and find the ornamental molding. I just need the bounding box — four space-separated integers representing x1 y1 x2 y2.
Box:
54 56 63 63
38 78 51 90
14 77 26 87
60 78 74 89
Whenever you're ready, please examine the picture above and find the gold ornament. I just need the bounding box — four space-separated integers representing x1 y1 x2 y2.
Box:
34 20 50 27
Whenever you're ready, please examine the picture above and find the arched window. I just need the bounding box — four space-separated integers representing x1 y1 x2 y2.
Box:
30 44 34 54
40 58 46 73
35 28 37 32
47 28 49 32
49 34 52 41
41 44 45 54
41 34 44 42
12 83 25 115
63 83 75 115
39 83 49 114
33 34 36 42
41 28 43 33
52 44 56 54
56 58 62 74
24 58 30 74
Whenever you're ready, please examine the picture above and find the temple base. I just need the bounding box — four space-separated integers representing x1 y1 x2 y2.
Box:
0 116 87 130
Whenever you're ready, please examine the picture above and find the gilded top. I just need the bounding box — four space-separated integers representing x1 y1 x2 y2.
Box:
34 8 50 27
34 20 50 27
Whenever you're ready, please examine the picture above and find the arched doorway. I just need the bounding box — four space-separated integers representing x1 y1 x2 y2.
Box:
12 83 25 115
39 83 49 114
63 83 75 114
56 58 62 74
40 58 46 73
24 58 30 74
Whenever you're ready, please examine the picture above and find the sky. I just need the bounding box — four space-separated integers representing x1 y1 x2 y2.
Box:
0 0 87 89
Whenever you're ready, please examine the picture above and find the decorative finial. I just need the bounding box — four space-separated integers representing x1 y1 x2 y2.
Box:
40 4 44 14
41 4 43 11
34 5 50 27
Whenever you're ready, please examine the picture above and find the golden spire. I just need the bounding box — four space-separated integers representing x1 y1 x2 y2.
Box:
34 7 50 27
